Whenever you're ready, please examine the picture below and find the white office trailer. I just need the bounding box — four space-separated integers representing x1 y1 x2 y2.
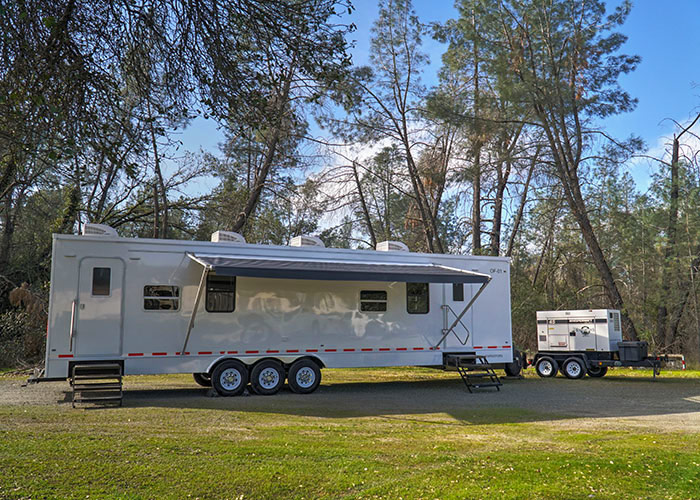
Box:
42 225 516 397
532 309 659 379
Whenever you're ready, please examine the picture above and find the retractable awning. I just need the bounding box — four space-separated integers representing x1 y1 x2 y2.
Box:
186 253 490 284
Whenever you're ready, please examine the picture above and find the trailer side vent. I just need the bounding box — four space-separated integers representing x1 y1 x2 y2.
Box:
376 241 409 252
612 312 621 332
82 223 118 237
210 231 246 244
289 235 325 248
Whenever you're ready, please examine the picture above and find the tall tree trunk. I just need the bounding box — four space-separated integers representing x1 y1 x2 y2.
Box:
153 184 160 238
506 150 537 257
148 102 168 239
351 161 377 248
0 189 17 272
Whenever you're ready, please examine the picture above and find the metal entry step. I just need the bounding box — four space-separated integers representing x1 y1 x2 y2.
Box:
444 354 502 393
70 363 123 407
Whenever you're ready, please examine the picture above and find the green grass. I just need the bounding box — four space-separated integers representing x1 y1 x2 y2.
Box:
1 368 700 499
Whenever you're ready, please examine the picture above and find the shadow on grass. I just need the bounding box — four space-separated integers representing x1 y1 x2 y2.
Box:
62 374 700 425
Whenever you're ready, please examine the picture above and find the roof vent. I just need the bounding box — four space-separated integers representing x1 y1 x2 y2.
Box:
82 223 118 237
376 240 409 252
290 235 325 248
211 231 246 244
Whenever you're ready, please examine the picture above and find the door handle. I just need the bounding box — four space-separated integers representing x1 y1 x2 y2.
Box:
69 300 76 351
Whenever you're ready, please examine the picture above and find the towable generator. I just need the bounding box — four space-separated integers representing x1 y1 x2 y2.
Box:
532 309 662 378
37 225 518 402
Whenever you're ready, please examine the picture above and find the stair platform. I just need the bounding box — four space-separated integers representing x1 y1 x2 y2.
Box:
444 354 503 393
70 363 123 407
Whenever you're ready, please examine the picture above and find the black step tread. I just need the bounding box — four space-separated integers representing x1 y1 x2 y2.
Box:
469 382 502 388
459 373 499 378
72 374 122 380
72 383 122 390
73 395 123 401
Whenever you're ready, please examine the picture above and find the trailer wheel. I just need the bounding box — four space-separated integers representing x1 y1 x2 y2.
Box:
211 360 248 396
504 350 524 377
562 357 586 379
587 365 608 378
535 357 558 378
250 359 285 395
193 372 212 387
288 359 322 394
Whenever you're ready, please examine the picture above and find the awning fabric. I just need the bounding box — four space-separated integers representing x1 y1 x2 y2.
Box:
187 253 490 284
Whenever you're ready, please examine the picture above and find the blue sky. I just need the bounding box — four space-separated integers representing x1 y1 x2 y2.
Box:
180 0 700 187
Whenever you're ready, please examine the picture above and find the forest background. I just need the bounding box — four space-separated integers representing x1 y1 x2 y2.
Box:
2 0 700 368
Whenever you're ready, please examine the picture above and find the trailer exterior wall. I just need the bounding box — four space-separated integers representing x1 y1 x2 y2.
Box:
45 235 513 378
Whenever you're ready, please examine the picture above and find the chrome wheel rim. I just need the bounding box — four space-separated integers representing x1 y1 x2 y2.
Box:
295 367 316 388
539 360 553 376
258 367 280 389
220 368 242 391
566 362 581 377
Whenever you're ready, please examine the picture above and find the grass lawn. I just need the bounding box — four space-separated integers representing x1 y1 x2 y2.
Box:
1 367 699 499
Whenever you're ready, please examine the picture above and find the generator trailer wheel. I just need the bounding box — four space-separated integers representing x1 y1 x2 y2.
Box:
288 359 322 394
193 372 212 387
587 365 608 378
562 357 586 379
535 356 558 378
211 359 248 396
250 359 285 395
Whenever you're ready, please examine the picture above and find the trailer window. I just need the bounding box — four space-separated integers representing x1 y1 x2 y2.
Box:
452 283 464 302
92 267 111 296
144 285 180 311
360 290 387 312
206 275 236 313
406 283 429 314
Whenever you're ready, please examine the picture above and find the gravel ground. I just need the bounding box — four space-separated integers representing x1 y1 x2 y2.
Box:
2 370 700 432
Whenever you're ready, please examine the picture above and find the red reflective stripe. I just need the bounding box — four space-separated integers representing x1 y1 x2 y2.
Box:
128 353 144 356
487 346 498 349
306 349 319 353
266 350 279 353
502 345 510 349
245 350 259 354
361 348 373 352
152 352 167 356
58 354 73 358
175 352 191 355
220 351 226 354
379 348 390 351
413 347 424 351
227 351 237 354
324 349 337 352
473 346 483 349
396 348 407 351
286 349 299 353
198 351 212 355
343 348 355 352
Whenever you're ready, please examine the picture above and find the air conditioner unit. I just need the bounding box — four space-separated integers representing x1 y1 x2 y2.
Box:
210 231 246 244
82 223 118 237
290 235 325 248
376 240 409 252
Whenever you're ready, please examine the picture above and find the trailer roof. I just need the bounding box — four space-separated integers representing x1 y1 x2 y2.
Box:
187 253 491 284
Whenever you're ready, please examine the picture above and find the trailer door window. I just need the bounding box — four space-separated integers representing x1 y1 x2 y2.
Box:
144 285 180 311
407 283 429 314
360 290 387 312
206 275 236 313
91 267 111 296
452 283 464 301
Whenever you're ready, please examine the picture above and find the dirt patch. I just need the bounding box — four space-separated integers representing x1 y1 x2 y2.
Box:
2 371 700 433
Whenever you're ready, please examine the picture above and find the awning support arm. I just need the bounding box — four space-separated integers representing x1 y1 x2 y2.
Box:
433 277 491 349
181 265 209 356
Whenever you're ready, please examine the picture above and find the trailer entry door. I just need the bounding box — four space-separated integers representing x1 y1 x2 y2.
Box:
76 258 124 356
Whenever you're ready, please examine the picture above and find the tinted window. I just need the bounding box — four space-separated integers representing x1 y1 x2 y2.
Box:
407 283 429 314
452 283 464 302
360 290 387 312
92 267 111 296
206 275 236 313
144 285 180 311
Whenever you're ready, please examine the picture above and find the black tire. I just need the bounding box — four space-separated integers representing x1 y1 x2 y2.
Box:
250 359 285 395
504 349 524 377
562 357 586 379
193 372 212 387
535 356 558 378
587 365 608 378
287 359 322 394
211 359 248 396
